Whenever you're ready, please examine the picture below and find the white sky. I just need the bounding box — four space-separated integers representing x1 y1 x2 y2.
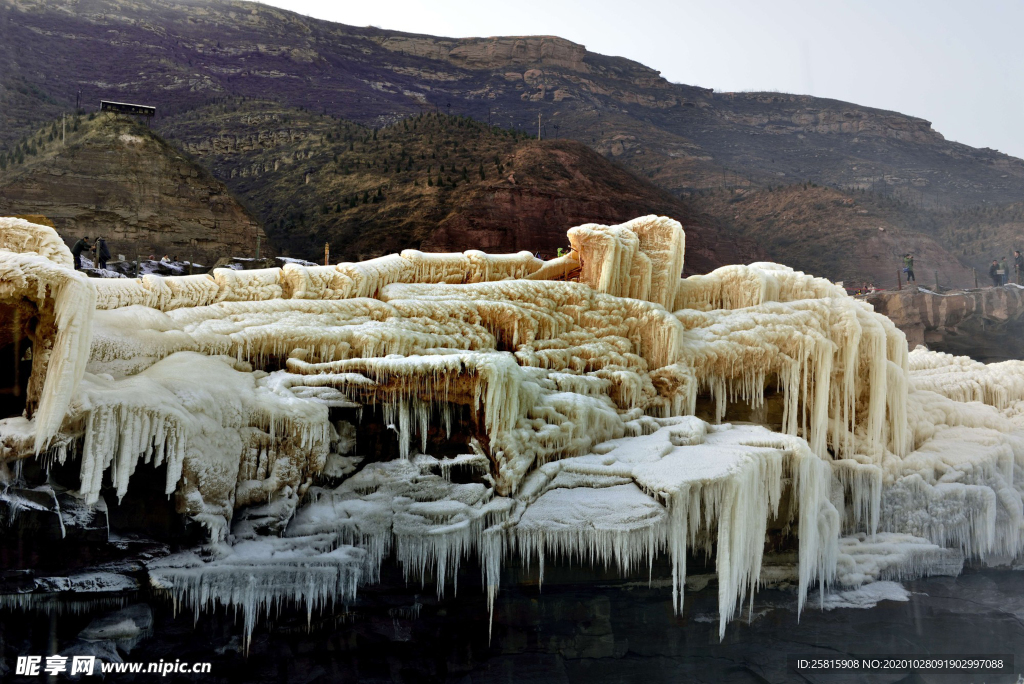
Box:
262 0 1024 159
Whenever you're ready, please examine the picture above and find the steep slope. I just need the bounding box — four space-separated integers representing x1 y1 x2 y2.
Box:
2 0 1024 210
161 102 763 270
0 112 264 262
689 185 975 288
927 202 1024 272
5 0 1023 282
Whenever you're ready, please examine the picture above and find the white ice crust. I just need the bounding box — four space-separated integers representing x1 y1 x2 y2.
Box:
3 215 1024 645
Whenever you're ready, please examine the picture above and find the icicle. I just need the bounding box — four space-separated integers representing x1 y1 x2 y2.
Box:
6 215 1024 650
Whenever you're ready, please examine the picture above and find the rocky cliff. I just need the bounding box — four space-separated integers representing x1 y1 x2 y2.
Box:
866 285 1024 362
0 112 264 262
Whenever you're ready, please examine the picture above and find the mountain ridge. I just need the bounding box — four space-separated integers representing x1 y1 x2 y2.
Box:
3 0 1020 207
0 0 1014 278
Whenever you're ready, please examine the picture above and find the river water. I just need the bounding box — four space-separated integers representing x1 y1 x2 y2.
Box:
5 559 1022 683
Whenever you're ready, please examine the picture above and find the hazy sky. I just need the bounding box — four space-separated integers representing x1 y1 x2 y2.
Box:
263 0 1024 159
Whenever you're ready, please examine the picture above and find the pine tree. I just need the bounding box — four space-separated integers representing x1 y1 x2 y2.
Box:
479 162 485 180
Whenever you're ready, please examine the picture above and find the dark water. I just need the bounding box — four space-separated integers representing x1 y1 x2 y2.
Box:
4 561 1023 684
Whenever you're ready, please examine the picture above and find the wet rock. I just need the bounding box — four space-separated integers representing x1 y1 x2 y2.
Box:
60 638 123 676
79 603 153 653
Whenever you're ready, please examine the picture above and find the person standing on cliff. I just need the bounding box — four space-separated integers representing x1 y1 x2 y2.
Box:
1001 257 1010 285
71 236 91 270
990 259 1001 287
96 237 111 271
902 254 915 282
1015 251 1024 284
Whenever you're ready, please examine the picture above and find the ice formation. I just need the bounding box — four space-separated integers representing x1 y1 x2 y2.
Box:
3 215 1024 645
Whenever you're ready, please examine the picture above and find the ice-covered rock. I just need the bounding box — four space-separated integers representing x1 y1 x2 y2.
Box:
4 214 1024 646
79 603 153 652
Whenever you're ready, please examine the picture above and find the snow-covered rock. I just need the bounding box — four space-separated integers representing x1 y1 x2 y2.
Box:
4 214 1024 647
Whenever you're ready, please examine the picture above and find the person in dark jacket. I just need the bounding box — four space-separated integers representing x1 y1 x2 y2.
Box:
96 237 111 270
990 259 1001 287
70 236 91 270
1015 251 1023 284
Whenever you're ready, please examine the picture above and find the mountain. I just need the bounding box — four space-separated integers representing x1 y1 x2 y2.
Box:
2 0 1022 204
0 0 1016 277
159 100 762 269
0 111 264 262
688 184 976 288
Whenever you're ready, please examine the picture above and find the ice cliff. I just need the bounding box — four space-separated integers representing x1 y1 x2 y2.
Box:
2 214 1023 645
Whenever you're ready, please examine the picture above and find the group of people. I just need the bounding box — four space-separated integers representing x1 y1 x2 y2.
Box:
906 251 1024 289
70 236 110 271
850 282 880 296
69 237 187 272
989 251 1024 286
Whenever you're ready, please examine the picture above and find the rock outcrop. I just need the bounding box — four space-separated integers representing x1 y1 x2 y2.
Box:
0 113 265 264
866 285 1024 362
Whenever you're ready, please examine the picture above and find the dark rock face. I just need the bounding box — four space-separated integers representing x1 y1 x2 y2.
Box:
866 286 1024 362
3 561 1023 683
